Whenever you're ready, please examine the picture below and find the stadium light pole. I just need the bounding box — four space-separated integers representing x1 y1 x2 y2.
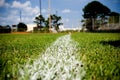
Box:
39 0 42 28
119 15 120 26
48 0 51 32
20 10 22 22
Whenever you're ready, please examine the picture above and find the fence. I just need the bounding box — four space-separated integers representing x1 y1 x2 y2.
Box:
98 23 120 30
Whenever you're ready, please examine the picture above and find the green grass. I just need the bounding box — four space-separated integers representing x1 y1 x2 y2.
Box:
0 33 65 79
0 33 120 80
72 33 120 80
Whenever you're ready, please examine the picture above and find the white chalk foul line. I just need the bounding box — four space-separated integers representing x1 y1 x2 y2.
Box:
18 34 85 80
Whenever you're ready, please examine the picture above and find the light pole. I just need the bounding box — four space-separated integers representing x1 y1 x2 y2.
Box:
119 14 120 26
39 0 42 28
48 0 51 32
20 10 22 22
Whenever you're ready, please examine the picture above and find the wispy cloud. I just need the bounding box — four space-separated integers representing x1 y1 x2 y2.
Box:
62 9 71 13
62 18 70 23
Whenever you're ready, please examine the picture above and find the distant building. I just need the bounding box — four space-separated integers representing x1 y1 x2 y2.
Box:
27 24 36 32
0 25 11 33
59 24 83 32
12 25 17 32
98 23 120 30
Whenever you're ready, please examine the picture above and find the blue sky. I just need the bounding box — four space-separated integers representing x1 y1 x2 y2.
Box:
0 0 120 28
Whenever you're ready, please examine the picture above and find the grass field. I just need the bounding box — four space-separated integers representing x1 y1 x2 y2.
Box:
0 33 120 80
0 33 65 79
72 33 120 80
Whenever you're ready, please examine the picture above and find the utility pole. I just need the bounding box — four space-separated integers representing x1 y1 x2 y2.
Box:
20 10 22 22
119 15 120 26
56 10 58 16
85 19 86 29
48 0 51 32
39 0 42 28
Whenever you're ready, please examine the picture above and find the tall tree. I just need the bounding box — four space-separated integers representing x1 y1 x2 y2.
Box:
45 18 49 28
82 1 111 31
34 15 45 28
51 14 62 31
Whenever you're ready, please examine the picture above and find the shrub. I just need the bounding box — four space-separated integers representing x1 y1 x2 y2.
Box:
17 22 27 32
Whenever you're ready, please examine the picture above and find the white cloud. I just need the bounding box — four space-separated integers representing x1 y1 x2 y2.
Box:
11 1 39 16
0 1 48 26
32 6 40 14
8 0 40 25
11 1 31 9
0 0 10 7
62 9 71 13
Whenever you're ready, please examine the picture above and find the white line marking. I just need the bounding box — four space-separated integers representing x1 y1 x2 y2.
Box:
18 34 85 80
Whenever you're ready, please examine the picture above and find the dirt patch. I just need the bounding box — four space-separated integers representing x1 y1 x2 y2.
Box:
11 32 30 34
